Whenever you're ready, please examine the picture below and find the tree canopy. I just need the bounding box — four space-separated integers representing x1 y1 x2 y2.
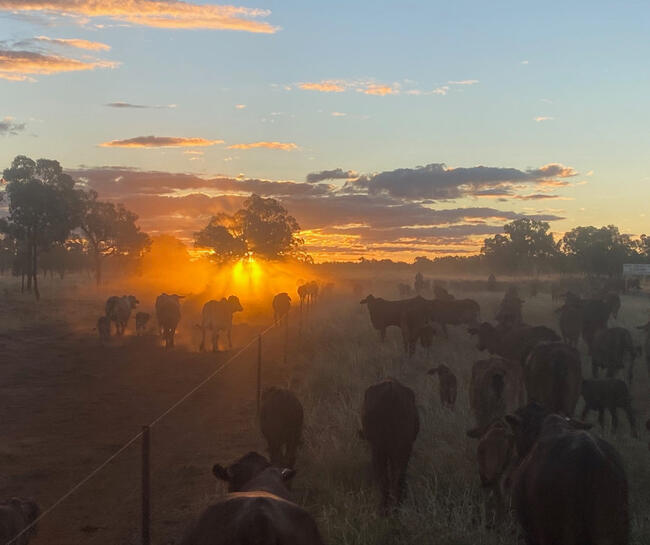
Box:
194 194 307 262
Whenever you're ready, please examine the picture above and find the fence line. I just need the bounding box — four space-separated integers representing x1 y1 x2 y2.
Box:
5 314 284 545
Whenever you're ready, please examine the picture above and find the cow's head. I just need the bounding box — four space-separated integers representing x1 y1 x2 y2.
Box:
360 294 375 305
467 322 497 352
227 295 243 313
127 295 139 309
467 421 515 488
212 451 270 492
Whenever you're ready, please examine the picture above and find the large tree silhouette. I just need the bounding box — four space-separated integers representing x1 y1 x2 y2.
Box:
194 194 306 262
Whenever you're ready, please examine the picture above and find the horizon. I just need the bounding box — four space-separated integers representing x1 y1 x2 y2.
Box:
2 1 649 262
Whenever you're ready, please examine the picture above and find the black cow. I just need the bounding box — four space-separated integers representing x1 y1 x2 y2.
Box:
259 388 304 468
469 323 560 365
592 327 637 383
581 379 637 437
359 379 419 515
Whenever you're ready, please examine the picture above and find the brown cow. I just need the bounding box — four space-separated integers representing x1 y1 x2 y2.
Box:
272 293 291 326
359 379 419 515
400 298 432 356
427 365 457 409
581 379 637 437
505 403 628 545
467 357 526 432
259 388 303 468
360 294 424 342
558 302 581 348
181 452 324 545
469 323 559 365
495 286 524 330
0 498 39 545
524 342 582 416
428 298 480 337
592 327 637 383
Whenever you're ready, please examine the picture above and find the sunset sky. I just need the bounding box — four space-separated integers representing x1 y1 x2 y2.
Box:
1 1 649 262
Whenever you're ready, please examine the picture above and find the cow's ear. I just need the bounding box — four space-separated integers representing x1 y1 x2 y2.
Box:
212 464 230 482
505 414 521 430
466 428 482 439
280 468 296 482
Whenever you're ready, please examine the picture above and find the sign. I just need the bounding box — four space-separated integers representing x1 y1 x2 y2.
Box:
623 263 650 276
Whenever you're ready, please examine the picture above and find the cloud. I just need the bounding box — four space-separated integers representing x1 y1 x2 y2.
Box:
306 168 358 183
100 136 223 148
235 104 246 109
534 116 554 122
33 36 110 51
331 111 347 117
226 141 298 151
105 102 176 109
0 48 118 81
513 193 562 200
298 80 346 92
349 162 578 200
0 0 278 33
447 80 479 85
359 84 397 96
0 117 26 136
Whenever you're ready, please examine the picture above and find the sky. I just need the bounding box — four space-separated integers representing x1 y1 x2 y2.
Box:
1 1 649 262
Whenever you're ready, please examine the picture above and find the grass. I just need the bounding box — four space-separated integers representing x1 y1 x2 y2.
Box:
288 293 650 545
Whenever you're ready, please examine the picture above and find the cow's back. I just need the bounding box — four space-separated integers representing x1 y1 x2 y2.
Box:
260 389 303 444
182 492 324 545
156 295 181 327
362 380 419 451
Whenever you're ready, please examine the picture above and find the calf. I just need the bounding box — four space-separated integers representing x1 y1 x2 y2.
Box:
467 357 526 432
359 379 419 515
259 388 304 468
181 452 324 545
418 324 436 353
636 321 650 375
105 294 139 336
96 315 110 345
505 403 628 545
427 365 457 409
592 326 637 383
558 303 581 348
155 293 184 349
135 312 150 336
524 342 582 416
400 298 431 356
0 498 39 545
581 379 637 437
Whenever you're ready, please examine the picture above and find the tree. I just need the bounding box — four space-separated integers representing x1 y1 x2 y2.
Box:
562 225 637 277
78 189 151 285
481 219 558 274
1 156 80 299
194 194 306 262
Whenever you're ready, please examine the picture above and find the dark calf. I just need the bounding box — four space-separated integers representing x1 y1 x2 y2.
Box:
581 379 637 437
259 388 304 468
427 365 457 409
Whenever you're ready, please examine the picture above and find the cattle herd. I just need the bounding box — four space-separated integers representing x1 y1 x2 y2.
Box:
1 275 649 545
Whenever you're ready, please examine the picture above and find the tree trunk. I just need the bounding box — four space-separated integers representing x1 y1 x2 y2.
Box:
32 241 40 301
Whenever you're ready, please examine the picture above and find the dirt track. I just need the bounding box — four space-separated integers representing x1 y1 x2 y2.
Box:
0 300 296 545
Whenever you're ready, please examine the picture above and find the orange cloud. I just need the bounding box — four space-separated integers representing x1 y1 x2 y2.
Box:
100 136 223 148
360 84 397 96
0 0 277 33
34 36 111 51
226 141 298 151
298 80 346 92
0 49 118 81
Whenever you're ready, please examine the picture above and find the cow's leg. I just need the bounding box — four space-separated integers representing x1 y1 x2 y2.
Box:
200 327 206 352
591 360 599 378
623 404 637 438
627 360 634 385
371 449 389 515
267 439 282 467
598 408 605 430
581 405 590 421
227 328 232 350
212 331 219 352
286 436 299 468
380 328 386 342
610 407 619 433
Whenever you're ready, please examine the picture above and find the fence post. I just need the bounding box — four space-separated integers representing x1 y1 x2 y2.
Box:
142 425 150 545
256 334 262 416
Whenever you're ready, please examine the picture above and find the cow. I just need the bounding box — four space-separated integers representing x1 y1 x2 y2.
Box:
96 315 110 345
603 291 621 319
433 285 454 301
155 293 184 349
359 379 419 515
427 365 457 409
524 342 582 416
0 498 39 545
297 283 309 313
467 357 526 432
581 298 613 354
581 379 637 437
495 286 524 330
592 327 637 383
360 294 423 342
181 452 324 545
636 321 650 375
105 295 139 335
558 303 581 347
200 296 243 352
397 283 412 298
487 273 497 292
400 298 432 356
135 312 150 336
272 293 291 326
469 323 560 365
259 388 303 468
427 298 480 336
306 281 319 305
418 324 437 353
505 403 628 545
